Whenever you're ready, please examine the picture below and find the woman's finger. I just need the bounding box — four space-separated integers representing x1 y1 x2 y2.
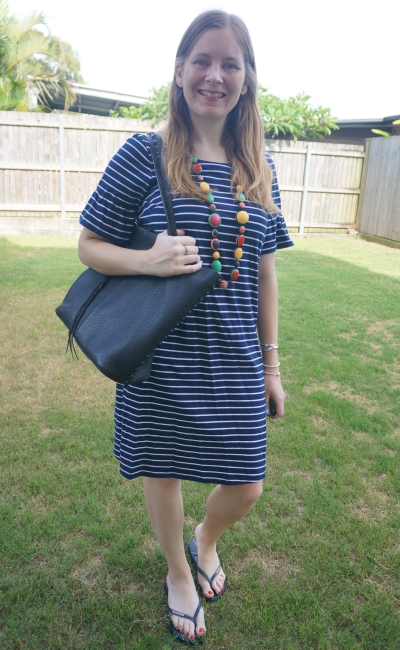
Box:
176 236 197 247
181 244 199 257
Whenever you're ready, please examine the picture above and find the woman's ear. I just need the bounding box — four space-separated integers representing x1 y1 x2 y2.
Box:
175 65 183 88
240 81 248 96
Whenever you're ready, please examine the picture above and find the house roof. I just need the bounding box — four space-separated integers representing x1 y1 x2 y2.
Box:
336 115 400 131
47 83 147 116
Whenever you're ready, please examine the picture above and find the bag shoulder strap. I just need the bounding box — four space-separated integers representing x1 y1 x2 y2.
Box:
146 132 177 237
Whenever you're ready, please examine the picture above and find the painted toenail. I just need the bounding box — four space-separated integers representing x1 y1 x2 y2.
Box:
199 628 205 633
208 590 213 595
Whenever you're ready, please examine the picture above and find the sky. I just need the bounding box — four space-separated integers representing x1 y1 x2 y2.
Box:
9 0 399 120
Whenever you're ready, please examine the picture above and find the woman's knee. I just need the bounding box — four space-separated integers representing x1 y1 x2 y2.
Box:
224 480 263 507
143 476 181 493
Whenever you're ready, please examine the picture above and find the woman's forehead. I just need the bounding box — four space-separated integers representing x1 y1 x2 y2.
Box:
188 26 245 60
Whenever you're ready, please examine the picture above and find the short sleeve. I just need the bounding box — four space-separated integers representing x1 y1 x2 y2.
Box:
261 153 294 255
79 133 155 245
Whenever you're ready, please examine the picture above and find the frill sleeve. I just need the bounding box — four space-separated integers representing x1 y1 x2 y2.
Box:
79 133 156 246
261 152 294 255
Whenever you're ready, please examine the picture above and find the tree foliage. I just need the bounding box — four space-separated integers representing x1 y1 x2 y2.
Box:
0 0 83 111
111 82 339 140
258 87 338 140
110 83 171 125
371 118 400 137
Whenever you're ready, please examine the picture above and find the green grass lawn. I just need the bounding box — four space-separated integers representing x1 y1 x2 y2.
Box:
0 235 399 650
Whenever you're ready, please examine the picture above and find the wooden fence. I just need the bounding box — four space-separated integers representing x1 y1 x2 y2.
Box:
0 111 365 235
357 136 400 243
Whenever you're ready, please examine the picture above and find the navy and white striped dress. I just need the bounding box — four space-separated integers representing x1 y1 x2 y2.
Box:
80 133 293 485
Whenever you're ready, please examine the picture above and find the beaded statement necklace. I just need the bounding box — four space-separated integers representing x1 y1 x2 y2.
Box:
191 156 249 289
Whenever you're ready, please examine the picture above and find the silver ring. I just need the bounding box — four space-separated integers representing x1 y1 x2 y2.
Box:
184 245 190 255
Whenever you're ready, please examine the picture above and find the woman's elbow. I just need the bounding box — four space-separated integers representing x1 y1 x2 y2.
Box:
78 228 98 266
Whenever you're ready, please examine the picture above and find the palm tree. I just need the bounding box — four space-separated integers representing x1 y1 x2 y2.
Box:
0 0 82 111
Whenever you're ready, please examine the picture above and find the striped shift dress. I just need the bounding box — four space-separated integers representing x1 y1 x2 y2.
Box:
80 133 294 485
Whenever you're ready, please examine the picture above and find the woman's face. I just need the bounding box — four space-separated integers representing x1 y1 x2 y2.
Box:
175 26 248 126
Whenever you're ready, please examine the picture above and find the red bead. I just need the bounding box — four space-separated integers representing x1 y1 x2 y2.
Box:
239 202 245 208
219 281 229 289
231 269 240 280
239 226 245 233
193 163 202 173
208 213 221 227
198 176 203 181
209 204 217 211
211 239 220 250
237 234 245 246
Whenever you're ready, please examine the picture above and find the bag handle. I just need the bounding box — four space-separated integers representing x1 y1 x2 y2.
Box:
147 133 177 237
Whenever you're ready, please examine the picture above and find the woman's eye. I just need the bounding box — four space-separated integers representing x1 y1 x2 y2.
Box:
224 63 238 70
194 59 208 66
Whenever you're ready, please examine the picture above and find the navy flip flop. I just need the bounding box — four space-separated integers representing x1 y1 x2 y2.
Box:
188 538 226 602
164 579 203 645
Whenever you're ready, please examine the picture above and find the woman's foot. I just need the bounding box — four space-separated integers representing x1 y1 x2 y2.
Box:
166 572 206 641
195 523 226 598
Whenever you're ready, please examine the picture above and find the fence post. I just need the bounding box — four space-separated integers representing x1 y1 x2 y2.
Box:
299 142 312 233
59 114 66 218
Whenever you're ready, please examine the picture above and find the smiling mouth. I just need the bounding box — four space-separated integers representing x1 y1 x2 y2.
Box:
198 90 226 98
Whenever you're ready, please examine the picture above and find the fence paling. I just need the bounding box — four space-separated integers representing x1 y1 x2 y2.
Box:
0 111 365 232
356 136 400 242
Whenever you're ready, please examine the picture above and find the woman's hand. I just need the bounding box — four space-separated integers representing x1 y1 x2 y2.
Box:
78 227 202 277
144 229 203 276
264 374 285 419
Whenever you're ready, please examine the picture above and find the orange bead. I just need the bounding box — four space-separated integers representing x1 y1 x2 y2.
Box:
219 281 229 289
231 269 240 280
237 234 245 246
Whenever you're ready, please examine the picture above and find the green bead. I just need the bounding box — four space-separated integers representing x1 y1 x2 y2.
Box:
205 192 214 203
192 156 197 163
238 192 246 201
212 260 222 272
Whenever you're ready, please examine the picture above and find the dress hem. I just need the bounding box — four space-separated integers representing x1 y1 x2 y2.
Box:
115 459 266 486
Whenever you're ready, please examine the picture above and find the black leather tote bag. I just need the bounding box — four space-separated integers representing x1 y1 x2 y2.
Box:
56 133 219 384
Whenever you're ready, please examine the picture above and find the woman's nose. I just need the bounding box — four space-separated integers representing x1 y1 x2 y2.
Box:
205 64 223 84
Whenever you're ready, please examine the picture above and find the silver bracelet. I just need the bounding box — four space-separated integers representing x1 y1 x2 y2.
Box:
261 343 279 351
263 362 280 368
263 371 281 376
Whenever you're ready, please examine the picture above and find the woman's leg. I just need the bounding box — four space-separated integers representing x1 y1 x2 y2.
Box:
195 481 264 597
143 477 205 640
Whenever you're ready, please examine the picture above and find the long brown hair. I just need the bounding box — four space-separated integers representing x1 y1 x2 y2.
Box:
164 10 279 213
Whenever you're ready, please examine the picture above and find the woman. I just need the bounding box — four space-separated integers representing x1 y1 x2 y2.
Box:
78 9 293 645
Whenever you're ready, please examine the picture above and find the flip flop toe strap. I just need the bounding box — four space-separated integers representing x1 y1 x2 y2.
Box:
168 600 202 624
197 563 222 587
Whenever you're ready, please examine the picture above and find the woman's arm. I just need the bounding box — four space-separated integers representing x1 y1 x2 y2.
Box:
257 252 285 418
78 227 203 277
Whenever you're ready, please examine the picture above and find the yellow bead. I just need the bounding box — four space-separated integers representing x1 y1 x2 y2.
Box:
236 184 243 192
212 251 220 259
200 181 210 192
234 247 243 259
236 210 249 224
